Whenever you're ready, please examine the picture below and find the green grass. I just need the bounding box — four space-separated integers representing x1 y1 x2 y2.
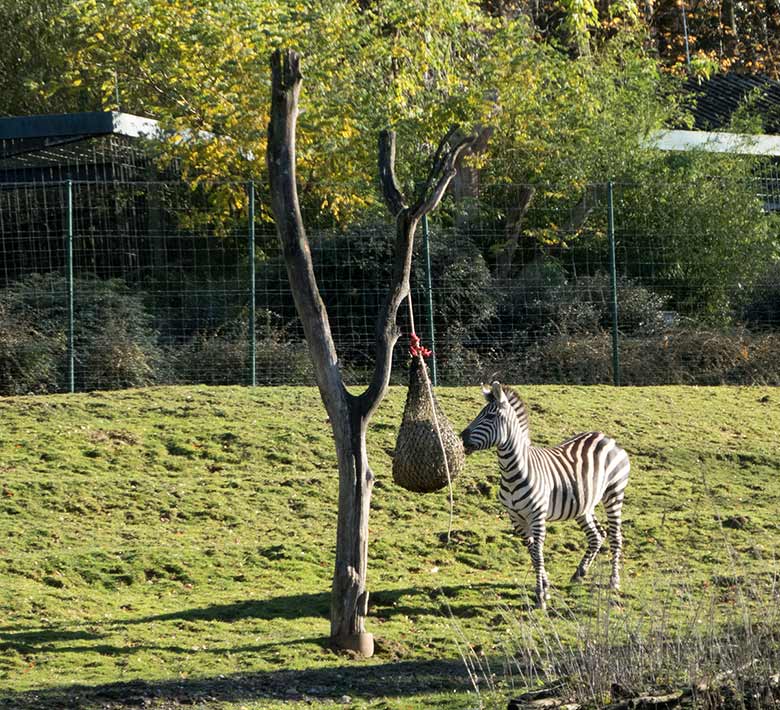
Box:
0 385 779 709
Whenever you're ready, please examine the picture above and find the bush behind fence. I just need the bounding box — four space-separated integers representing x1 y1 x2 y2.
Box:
1 178 779 394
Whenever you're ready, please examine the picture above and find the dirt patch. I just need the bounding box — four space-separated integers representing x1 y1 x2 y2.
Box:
89 429 139 446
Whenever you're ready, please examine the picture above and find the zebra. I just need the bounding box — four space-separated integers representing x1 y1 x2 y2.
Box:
460 381 630 610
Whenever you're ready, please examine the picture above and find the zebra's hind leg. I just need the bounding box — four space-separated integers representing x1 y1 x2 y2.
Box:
604 494 626 591
571 513 604 582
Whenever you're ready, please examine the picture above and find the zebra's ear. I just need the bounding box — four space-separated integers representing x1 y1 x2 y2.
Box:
491 381 506 403
481 383 492 400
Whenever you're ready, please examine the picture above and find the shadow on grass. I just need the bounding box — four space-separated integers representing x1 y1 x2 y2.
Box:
0 629 106 645
123 591 331 624
0 656 471 709
0 582 527 707
119 582 525 626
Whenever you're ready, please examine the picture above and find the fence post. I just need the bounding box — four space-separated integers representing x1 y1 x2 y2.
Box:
248 181 257 387
607 181 621 387
66 180 75 394
421 213 438 386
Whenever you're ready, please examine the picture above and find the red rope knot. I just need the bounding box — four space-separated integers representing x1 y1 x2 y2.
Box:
409 333 432 359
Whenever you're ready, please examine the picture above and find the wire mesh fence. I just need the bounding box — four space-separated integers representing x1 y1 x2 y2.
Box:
1 176 779 395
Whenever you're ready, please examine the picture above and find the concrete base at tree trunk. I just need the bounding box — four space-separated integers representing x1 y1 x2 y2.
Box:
332 632 374 657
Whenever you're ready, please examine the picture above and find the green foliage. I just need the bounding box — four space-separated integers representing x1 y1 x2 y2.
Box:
615 158 779 321
44 0 674 228
557 0 599 55
3 0 775 348
740 261 780 329
413 225 496 336
0 0 76 115
56 0 500 222
480 30 678 196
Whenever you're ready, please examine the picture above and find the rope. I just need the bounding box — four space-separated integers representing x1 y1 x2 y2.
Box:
405 290 454 543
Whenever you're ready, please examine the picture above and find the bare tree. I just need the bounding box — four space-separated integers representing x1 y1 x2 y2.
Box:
267 48 475 655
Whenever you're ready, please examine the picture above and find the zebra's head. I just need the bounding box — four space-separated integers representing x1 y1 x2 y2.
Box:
460 381 514 454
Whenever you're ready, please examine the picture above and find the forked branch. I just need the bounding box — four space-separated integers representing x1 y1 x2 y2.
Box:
379 127 477 222
361 125 476 418
378 130 407 217
411 129 477 220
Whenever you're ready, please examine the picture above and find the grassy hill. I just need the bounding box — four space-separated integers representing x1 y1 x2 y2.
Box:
0 385 779 709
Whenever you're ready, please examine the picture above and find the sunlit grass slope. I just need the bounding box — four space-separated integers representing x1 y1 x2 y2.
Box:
0 385 778 709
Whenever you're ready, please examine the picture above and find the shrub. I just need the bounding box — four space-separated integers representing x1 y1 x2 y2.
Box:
615 169 778 322
492 328 780 386
0 273 163 392
255 224 497 371
739 260 780 330
499 265 669 343
80 319 165 391
437 325 494 386
74 279 166 390
519 334 615 385
0 301 64 395
174 311 314 386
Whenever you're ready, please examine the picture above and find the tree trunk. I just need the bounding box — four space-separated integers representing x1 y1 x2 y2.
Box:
495 185 536 280
329 399 375 653
725 0 738 38
267 49 475 656
642 0 654 26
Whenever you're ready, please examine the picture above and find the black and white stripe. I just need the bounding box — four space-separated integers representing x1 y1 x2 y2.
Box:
461 382 630 609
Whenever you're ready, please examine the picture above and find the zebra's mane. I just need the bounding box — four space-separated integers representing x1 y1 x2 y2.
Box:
488 385 529 432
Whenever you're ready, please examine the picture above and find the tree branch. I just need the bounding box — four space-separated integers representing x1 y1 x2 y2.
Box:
359 210 414 418
411 131 477 220
267 48 346 418
378 130 407 216
359 127 475 418
418 124 460 198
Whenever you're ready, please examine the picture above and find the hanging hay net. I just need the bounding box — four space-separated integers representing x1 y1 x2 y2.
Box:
392 353 465 493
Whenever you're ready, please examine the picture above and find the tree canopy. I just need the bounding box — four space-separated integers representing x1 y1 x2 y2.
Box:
2 0 777 314
2 0 688 221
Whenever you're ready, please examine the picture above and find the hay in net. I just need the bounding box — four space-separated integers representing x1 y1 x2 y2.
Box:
392 354 465 493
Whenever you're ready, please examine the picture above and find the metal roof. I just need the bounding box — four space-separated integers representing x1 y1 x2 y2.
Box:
0 111 162 166
0 111 161 141
650 129 780 155
685 74 780 134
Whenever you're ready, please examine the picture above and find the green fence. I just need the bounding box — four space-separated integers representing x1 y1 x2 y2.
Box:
1 177 779 394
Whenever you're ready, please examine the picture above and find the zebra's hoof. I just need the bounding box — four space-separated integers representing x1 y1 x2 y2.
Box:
570 572 584 584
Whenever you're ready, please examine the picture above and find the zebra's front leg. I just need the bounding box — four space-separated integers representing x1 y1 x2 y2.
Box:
514 520 549 599
529 516 548 610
